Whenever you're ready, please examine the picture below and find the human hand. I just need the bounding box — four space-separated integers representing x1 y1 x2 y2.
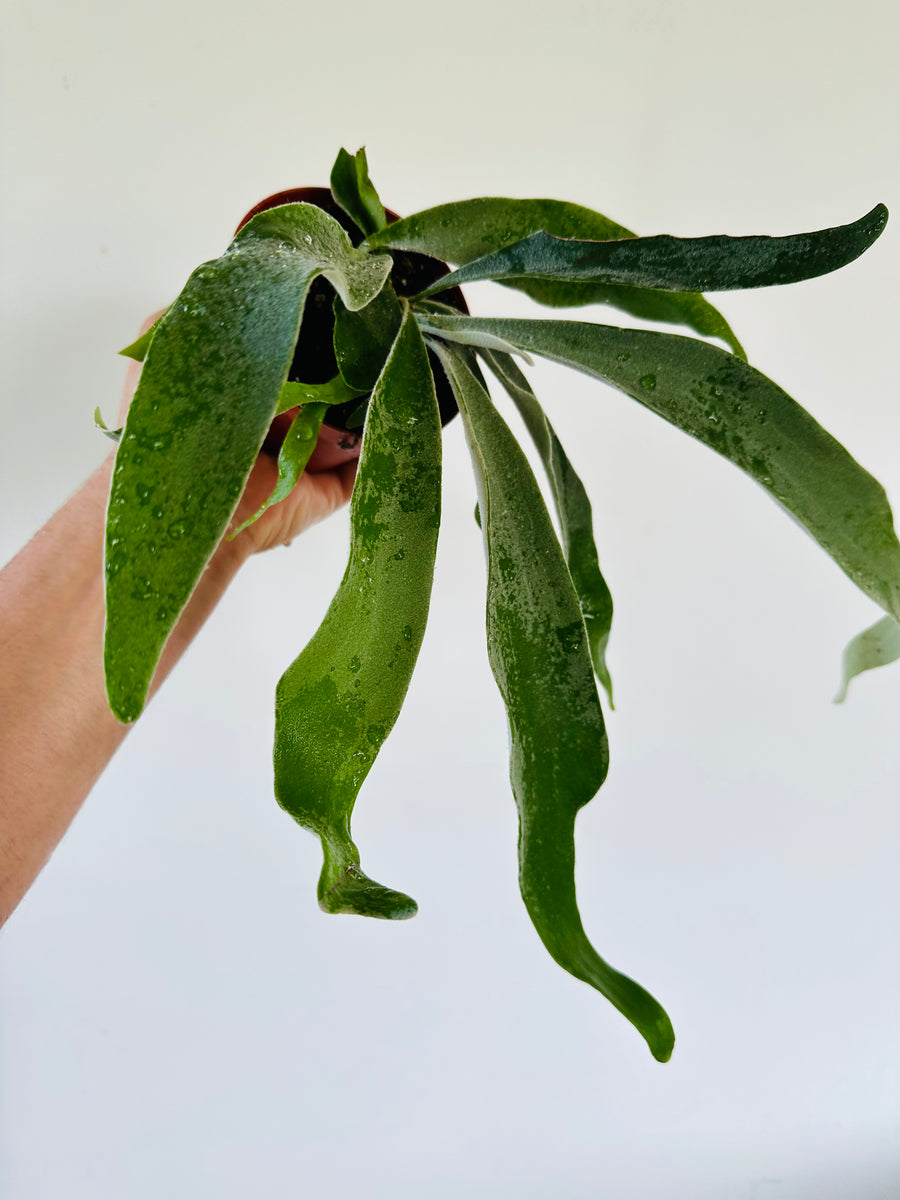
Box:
0 309 359 924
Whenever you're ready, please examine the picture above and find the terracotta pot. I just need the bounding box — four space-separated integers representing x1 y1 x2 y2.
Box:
236 187 468 472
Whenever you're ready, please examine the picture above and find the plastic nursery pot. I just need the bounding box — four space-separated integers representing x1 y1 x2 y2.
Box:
236 187 469 473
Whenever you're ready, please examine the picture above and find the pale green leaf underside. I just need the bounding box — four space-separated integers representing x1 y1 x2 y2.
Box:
105 206 390 722
418 205 887 297
274 309 442 919
424 315 900 627
480 349 615 706
369 197 744 357
434 341 673 1063
834 616 900 702
416 312 533 362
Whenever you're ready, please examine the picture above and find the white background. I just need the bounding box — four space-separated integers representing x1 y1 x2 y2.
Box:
1 1 898 1196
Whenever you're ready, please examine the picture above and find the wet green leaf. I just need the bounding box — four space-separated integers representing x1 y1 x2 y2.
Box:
234 203 393 310
334 283 403 391
276 374 366 415
105 205 392 722
417 205 888 297
119 314 163 362
330 146 388 237
231 402 329 537
424 315 900 626
433 341 674 1062
369 197 744 357
834 616 900 702
480 349 615 706
94 406 122 442
274 308 441 919
342 399 369 430
368 197 631 257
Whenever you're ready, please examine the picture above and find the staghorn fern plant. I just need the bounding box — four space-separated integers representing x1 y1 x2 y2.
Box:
103 147 899 1062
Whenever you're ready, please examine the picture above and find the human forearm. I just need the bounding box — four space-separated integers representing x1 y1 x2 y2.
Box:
0 455 249 926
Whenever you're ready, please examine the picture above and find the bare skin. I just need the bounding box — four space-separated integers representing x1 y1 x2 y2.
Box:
0 318 356 927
